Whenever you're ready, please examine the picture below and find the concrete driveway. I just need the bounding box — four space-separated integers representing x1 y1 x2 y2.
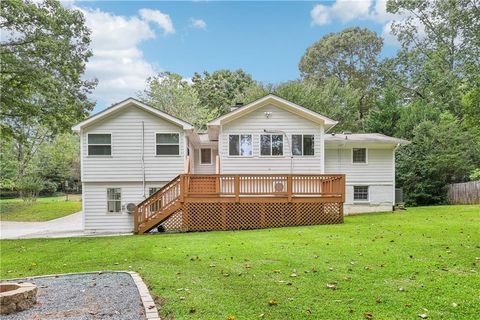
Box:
0 211 84 240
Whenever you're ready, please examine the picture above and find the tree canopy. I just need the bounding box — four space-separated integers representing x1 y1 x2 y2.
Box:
0 0 96 139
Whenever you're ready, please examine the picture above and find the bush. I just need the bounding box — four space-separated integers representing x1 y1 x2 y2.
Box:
40 180 58 196
16 177 44 202
470 169 480 181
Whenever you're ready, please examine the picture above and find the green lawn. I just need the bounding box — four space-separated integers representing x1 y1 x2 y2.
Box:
0 195 82 221
1 205 479 319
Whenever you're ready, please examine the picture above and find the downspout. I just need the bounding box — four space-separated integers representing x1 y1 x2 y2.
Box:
392 143 401 206
142 121 146 198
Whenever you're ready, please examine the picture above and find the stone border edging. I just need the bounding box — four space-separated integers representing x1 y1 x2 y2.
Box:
1 271 160 320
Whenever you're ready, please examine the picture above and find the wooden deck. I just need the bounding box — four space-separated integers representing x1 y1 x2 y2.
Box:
134 174 345 234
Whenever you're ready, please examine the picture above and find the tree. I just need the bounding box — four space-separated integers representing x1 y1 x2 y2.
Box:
192 69 257 116
396 113 480 205
299 27 383 119
1 0 96 139
139 72 212 130
33 133 80 190
386 0 480 116
274 80 362 132
365 87 402 136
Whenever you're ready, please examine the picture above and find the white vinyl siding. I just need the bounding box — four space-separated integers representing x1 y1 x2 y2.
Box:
82 105 185 182
83 181 166 233
325 147 394 212
193 148 217 174
220 104 324 173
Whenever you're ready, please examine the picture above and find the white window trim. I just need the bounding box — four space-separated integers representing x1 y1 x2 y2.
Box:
260 134 284 157
291 134 315 157
106 188 122 214
353 185 369 202
227 134 253 157
155 132 181 157
200 148 212 165
87 132 112 157
352 148 368 164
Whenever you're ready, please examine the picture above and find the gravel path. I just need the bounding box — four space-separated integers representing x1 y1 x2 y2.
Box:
2 272 147 320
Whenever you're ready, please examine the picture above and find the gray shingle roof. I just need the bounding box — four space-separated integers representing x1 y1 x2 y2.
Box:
325 133 409 145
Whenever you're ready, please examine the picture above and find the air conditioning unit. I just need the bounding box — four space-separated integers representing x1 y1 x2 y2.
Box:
125 203 136 214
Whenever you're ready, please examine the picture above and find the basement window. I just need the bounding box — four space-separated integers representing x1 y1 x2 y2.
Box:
107 188 121 213
88 134 111 156
353 186 369 201
156 133 180 156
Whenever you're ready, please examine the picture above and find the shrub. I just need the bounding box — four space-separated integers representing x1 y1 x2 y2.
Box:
16 177 44 202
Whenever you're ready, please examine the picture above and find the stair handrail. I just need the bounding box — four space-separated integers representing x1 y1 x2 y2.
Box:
135 175 182 232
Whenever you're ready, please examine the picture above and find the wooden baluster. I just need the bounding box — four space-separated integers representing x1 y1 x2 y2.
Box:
235 175 240 202
287 175 292 202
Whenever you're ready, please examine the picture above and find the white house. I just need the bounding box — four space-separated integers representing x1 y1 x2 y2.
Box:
72 94 409 233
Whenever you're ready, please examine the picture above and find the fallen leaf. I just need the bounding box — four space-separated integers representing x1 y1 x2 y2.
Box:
418 314 428 319
326 283 337 290
227 315 236 320
375 298 381 304
268 299 278 306
363 311 373 319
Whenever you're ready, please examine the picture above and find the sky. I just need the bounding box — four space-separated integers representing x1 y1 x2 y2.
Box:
68 1 404 112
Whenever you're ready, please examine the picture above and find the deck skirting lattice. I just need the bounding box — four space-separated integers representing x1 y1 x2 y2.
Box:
175 201 343 232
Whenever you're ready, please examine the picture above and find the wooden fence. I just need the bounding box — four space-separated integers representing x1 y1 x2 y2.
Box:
447 181 480 204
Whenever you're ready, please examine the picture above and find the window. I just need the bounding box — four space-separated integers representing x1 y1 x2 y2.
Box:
156 133 179 156
149 187 160 196
107 188 121 213
260 134 283 156
88 134 111 156
292 134 314 156
200 148 212 164
352 148 367 163
353 186 369 201
229 134 252 156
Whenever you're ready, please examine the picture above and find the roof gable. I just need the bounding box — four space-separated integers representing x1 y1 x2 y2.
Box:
72 98 194 132
208 94 338 128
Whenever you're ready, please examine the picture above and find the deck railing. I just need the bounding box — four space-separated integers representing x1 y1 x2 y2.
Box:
135 174 345 233
134 175 181 232
183 174 345 201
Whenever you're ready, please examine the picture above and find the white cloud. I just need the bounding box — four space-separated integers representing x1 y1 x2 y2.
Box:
76 7 175 107
310 0 406 47
190 18 207 30
139 8 175 35
311 0 372 26
310 4 331 26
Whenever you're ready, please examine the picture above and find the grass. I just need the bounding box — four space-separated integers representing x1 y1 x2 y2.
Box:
1 205 479 319
0 195 82 221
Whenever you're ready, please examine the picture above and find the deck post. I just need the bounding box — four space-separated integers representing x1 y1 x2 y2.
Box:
287 175 292 202
133 206 139 234
234 175 240 202
180 175 185 203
